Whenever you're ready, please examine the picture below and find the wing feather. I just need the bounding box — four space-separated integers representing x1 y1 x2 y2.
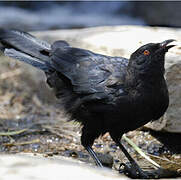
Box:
50 46 128 98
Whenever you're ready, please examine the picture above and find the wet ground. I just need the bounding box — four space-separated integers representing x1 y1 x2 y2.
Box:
0 55 181 178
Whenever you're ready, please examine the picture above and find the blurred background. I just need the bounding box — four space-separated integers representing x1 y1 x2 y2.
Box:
0 1 181 31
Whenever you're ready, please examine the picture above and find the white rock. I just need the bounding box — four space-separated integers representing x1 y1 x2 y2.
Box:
0 154 125 180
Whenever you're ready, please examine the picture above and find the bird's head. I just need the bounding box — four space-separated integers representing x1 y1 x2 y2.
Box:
128 39 175 76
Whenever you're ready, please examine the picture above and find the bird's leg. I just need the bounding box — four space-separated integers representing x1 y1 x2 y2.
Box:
85 145 103 167
111 135 179 178
116 141 149 178
110 133 149 178
81 126 103 167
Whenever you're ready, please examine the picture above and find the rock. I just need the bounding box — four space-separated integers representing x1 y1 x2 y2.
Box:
0 153 126 180
3 25 181 132
91 153 114 168
146 60 181 132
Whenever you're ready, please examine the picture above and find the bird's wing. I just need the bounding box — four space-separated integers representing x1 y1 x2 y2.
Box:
50 46 128 100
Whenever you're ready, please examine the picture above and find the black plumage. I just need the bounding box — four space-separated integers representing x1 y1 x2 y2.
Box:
0 29 175 178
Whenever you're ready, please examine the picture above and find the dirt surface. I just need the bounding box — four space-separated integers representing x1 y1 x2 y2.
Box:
0 55 181 178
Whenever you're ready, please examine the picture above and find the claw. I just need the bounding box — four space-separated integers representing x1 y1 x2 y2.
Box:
118 162 150 179
118 163 126 174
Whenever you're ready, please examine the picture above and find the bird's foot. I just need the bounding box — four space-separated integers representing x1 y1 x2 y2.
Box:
119 162 180 179
119 162 150 179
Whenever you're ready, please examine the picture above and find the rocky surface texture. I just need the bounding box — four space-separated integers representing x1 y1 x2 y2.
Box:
0 154 123 180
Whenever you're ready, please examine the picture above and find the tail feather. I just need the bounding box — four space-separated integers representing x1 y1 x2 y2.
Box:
0 29 52 71
0 29 51 60
5 48 50 71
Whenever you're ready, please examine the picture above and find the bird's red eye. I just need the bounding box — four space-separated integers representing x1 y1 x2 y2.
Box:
143 50 150 56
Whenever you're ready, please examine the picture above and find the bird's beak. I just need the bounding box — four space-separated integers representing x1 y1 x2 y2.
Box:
159 39 176 50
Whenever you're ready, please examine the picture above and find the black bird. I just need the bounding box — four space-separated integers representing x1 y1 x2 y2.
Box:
0 29 175 178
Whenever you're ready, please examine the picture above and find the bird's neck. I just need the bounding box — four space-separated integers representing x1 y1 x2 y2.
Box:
125 67 165 91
